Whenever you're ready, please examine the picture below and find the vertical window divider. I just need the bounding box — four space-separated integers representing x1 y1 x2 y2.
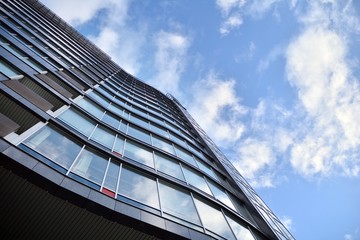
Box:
115 163 122 197
88 123 98 139
100 157 111 191
222 208 237 240
66 145 85 175
156 179 163 216
190 193 205 233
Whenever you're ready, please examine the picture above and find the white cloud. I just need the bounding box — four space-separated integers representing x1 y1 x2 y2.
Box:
220 14 243 36
146 30 190 96
89 27 145 76
188 72 246 146
248 0 282 18
216 0 281 35
41 0 128 27
280 216 293 231
285 0 360 178
233 138 275 183
216 0 246 15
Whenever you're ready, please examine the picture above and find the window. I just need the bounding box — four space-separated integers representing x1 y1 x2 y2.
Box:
150 123 169 138
175 146 196 166
152 135 175 155
71 147 108 185
169 132 186 147
101 111 120 129
90 125 115 149
127 124 151 144
23 125 82 169
88 91 110 108
154 152 184 181
113 135 125 156
58 108 96 137
0 60 21 78
77 98 104 119
182 166 212 195
129 114 149 129
118 166 159 209
196 158 218 180
124 140 154 168
107 103 124 117
207 181 236 211
158 181 201 225
226 215 255 240
194 197 235 240
102 160 120 197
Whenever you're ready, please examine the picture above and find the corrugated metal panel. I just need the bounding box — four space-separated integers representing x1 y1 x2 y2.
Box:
0 92 40 134
19 76 64 110
0 166 162 240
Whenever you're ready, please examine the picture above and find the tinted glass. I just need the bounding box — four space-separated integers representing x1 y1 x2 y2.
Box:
118 167 159 208
77 98 104 119
101 112 120 129
103 160 120 191
23 125 82 169
226 215 255 240
58 108 96 136
90 125 115 149
207 181 236 211
127 125 151 144
124 140 154 168
182 166 212 195
158 181 201 224
194 198 235 240
154 153 184 181
71 148 108 185
152 135 175 155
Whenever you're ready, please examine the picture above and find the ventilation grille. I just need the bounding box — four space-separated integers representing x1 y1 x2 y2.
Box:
43 72 80 98
19 76 64 111
0 92 40 134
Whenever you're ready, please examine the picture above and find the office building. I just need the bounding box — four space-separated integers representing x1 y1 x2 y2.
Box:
0 0 294 239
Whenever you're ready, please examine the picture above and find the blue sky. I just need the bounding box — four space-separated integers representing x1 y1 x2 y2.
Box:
42 0 360 239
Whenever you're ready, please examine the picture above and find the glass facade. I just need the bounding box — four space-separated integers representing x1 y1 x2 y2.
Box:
0 0 294 239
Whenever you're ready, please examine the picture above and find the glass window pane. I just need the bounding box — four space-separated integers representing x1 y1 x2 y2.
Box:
150 123 169 138
101 112 120 129
118 167 159 208
88 91 110 108
107 103 124 116
58 108 96 137
127 125 151 144
175 146 196 166
194 197 235 240
152 135 175 155
130 114 149 129
23 125 82 169
0 60 21 77
182 166 212 195
169 132 186 147
103 160 120 192
154 153 184 181
71 147 108 185
230 196 256 224
77 98 104 119
90 125 115 149
148 114 164 126
158 181 201 225
226 215 255 240
124 140 154 168
207 181 236 211
196 159 218 180
113 135 124 156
